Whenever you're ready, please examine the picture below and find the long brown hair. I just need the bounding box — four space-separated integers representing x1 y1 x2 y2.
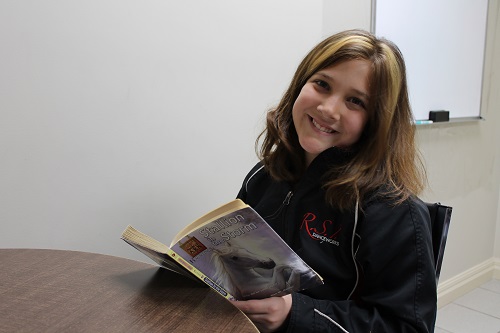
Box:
257 29 426 210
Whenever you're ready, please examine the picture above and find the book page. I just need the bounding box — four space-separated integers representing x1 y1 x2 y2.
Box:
122 225 171 253
121 226 194 278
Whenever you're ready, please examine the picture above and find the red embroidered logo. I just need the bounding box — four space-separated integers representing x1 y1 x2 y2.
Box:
300 212 341 246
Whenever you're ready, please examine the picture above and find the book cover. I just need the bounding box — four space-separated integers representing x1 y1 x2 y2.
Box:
121 199 323 301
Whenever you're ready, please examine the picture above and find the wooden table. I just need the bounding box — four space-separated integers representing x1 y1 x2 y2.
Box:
0 249 258 333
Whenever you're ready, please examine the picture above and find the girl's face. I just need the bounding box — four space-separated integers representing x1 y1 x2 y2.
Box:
292 59 371 166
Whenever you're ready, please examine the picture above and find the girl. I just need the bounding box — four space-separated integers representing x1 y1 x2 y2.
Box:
233 30 436 332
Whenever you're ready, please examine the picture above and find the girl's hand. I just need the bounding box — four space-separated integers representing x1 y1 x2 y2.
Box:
231 294 292 333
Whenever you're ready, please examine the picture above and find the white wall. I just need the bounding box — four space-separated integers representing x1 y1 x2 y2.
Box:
489 0 500 262
0 0 322 261
1 0 499 286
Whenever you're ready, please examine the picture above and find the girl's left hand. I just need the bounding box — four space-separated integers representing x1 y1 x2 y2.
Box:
231 294 292 333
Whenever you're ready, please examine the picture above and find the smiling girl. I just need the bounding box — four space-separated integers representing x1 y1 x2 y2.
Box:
233 29 436 332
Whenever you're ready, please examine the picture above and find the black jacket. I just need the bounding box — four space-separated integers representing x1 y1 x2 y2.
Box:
237 148 437 333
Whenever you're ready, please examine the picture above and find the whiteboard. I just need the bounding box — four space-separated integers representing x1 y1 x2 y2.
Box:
373 0 488 121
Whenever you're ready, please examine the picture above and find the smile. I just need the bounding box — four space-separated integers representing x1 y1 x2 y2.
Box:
312 118 335 134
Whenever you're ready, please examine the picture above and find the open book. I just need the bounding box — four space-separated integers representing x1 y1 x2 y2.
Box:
121 199 323 301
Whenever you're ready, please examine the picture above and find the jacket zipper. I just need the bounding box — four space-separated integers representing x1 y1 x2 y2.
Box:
282 191 293 244
283 191 293 205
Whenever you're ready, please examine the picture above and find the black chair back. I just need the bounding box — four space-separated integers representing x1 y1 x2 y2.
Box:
426 202 452 283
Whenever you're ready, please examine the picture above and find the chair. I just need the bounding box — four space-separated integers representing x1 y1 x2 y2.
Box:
425 202 453 283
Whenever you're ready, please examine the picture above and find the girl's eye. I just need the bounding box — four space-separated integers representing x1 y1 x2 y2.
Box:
313 80 329 90
347 97 366 109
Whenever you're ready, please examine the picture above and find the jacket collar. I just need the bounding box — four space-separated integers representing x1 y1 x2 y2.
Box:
306 147 355 179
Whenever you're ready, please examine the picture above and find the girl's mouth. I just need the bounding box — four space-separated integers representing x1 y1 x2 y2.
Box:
312 118 335 134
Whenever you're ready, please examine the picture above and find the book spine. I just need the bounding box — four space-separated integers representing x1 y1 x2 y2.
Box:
168 249 235 301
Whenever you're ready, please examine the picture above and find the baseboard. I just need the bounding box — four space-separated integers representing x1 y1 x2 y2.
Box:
493 258 500 280
495 257 500 279
437 257 500 308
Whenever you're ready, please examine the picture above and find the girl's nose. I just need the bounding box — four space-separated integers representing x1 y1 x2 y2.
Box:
317 96 341 120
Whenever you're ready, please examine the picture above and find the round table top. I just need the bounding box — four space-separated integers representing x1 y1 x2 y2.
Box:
0 248 258 333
